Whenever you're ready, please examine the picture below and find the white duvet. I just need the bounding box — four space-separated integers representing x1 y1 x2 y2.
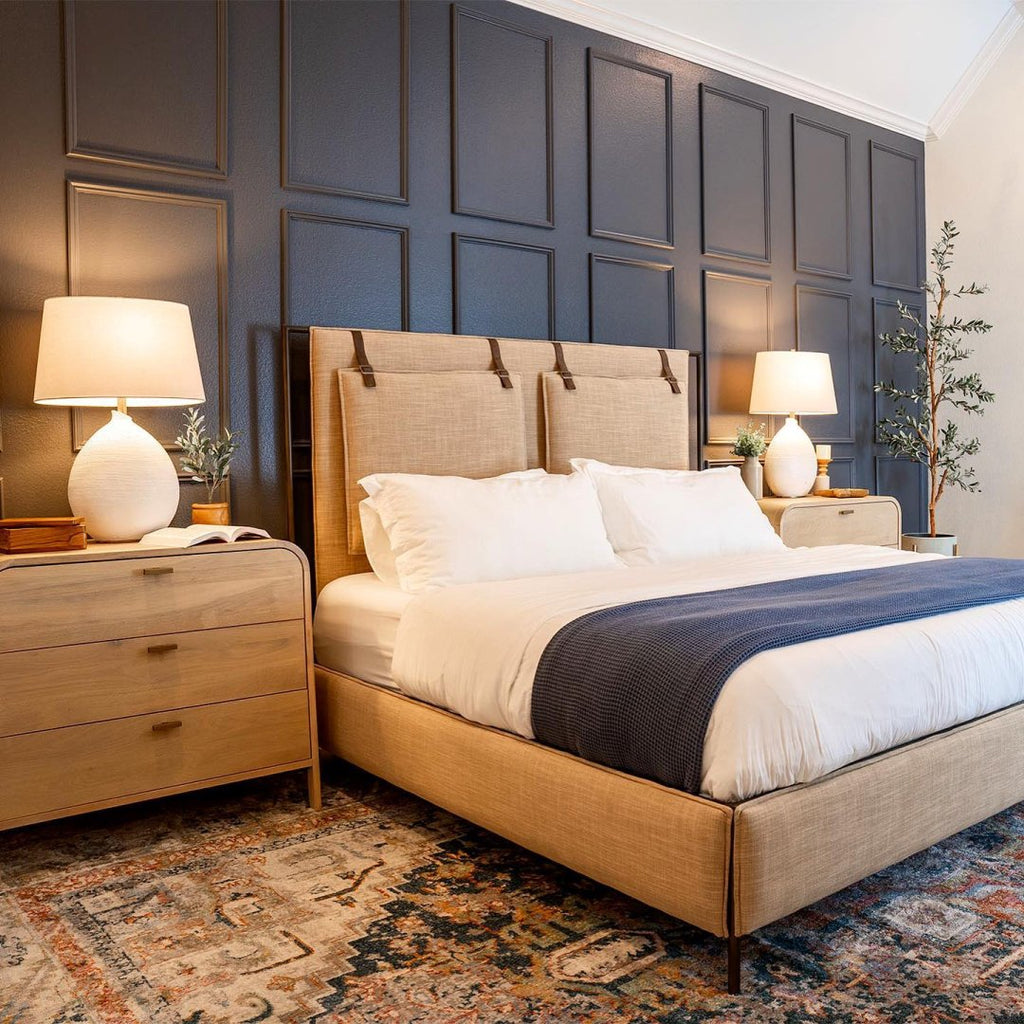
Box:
391 545 1024 801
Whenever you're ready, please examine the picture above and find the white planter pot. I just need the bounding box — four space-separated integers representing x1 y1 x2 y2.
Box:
901 533 958 557
739 456 763 499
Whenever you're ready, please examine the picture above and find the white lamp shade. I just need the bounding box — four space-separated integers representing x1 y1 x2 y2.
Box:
748 350 837 416
34 296 205 407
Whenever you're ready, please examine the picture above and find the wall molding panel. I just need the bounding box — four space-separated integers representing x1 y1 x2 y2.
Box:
452 5 553 227
796 284 854 444
872 296 923 443
282 211 410 331
66 180 229 471
453 234 556 339
870 141 923 292
281 0 409 203
826 455 856 489
872 299 926 533
876 454 927 532
0 0 927 534
792 115 852 280
63 0 228 178
589 254 675 348
588 50 673 248
702 269 773 445
700 85 770 265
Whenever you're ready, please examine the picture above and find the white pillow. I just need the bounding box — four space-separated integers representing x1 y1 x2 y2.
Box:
570 458 782 565
358 499 402 587
359 470 619 593
358 469 546 588
571 458 698 479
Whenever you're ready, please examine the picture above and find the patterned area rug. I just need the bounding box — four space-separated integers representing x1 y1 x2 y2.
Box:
1 759 1022 1024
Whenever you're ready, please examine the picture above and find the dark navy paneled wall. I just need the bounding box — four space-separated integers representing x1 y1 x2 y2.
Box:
0 0 927 536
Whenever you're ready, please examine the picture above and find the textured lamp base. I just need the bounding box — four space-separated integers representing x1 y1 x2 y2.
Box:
68 411 180 541
763 416 817 498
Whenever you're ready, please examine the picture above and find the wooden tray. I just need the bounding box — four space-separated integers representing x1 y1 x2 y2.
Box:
815 488 870 498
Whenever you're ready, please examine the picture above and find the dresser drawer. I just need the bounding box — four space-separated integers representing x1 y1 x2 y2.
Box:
0 620 307 737
0 546 303 653
0 689 311 823
780 499 900 548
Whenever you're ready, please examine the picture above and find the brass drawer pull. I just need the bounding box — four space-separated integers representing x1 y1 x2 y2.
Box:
142 566 174 576
838 509 855 516
147 642 179 655
152 720 183 733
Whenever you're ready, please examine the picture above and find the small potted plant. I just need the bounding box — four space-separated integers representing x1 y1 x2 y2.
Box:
176 407 242 525
732 422 767 499
874 220 994 556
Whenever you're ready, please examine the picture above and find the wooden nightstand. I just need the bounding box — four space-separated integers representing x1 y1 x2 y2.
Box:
758 495 902 549
0 539 320 831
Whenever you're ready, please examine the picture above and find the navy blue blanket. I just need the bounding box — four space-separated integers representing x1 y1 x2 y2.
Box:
531 557 1024 795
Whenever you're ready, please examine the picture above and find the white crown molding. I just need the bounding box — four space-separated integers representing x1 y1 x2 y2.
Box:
510 0 938 140
927 3 1023 140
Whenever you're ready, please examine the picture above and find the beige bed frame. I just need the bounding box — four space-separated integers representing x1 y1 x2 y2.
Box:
292 326 1024 993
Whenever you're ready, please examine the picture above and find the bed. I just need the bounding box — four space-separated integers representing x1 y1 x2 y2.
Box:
284 325 1024 993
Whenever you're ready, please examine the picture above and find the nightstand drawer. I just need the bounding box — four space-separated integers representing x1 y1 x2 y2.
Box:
781 499 899 547
0 689 311 823
0 620 307 737
0 547 303 653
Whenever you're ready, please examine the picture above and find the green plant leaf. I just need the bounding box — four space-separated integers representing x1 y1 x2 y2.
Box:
872 220 994 531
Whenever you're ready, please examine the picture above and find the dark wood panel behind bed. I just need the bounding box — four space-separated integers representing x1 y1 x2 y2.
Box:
3 1 927 533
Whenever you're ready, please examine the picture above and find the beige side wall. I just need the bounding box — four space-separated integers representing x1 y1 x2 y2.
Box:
924 30 1024 556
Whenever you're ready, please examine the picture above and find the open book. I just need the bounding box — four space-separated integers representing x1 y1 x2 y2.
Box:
139 524 271 548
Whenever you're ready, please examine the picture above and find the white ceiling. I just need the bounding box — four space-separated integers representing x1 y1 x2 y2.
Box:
511 0 1023 139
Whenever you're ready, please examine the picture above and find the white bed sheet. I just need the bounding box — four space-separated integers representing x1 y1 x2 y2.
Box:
390 545 1024 801
314 573 412 688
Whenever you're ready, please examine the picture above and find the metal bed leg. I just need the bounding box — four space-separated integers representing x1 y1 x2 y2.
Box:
727 934 742 994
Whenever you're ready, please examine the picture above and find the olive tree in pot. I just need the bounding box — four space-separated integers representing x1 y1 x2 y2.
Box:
874 221 994 556
176 407 242 526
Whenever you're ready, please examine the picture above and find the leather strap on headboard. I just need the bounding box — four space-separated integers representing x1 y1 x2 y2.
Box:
552 341 576 390
296 328 697 592
659 349 682 395
488 338 514 389
352 329 376 387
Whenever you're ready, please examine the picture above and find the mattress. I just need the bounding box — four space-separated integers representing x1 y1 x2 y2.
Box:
389 545 1024 801
313 573 411 688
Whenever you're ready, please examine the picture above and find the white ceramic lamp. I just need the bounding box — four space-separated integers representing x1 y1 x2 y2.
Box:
749 350 837 498
34 296 206 541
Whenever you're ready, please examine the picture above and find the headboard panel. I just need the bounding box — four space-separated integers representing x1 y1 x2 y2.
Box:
284 327 701 594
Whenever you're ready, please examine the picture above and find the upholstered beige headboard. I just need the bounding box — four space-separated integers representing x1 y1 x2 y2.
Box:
286 327 698 594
